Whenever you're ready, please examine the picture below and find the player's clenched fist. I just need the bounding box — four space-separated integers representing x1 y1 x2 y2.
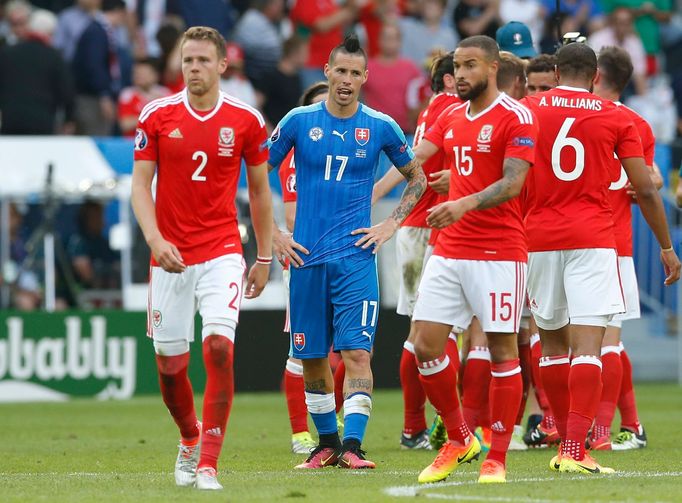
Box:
148 235 185 273
661 248 681 285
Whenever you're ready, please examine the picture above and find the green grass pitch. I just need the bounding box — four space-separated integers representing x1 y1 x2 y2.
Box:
2 383 681 502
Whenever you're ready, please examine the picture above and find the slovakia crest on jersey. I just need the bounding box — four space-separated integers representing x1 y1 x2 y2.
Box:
478 125 493 143
293 332 305 351
355 128 370 146
134 128 148 151
219 127 235 146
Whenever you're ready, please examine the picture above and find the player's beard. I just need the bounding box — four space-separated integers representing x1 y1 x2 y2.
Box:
188 80 209 97
457 78 488 102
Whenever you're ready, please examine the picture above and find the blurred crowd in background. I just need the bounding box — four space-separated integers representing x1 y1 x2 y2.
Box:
2 0 682 310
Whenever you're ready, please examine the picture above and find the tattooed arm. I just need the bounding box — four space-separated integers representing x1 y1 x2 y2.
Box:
426 157 530 229
352 157 427 253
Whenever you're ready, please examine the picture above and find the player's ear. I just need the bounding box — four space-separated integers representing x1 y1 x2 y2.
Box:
323 63 330 79
593 68 601 87
554 65 560 84
218 57 227 75
362 69 368 84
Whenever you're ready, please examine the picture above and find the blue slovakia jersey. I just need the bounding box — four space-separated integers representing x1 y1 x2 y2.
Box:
268 101 414 267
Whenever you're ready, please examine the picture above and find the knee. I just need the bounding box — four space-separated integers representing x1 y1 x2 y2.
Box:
342 349 370 371
203 334 233 368
413 336 438 363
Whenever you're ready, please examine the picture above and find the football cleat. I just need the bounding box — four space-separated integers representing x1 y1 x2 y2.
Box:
558 453 615 474
418 435 481 484
478 459 506 483
175 440 201 487
338 447 376 469
400 429 432 450
291 431 317 454
508 425 528 451
428 415 448 450
474 427 492 453
294 446 339 469
589 435 612 451
524 423 559 448
195 467 223 490
549 445 562 472
611 427 647 451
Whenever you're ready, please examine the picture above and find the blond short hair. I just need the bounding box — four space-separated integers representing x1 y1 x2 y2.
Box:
180 26 227 60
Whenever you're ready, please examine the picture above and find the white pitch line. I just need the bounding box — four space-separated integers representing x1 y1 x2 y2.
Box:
383 471 682 499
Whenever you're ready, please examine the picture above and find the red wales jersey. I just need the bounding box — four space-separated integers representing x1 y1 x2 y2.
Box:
402 92 462 228
523 86 644 252
118 85 171 137
134 90 269 266
279 149 297 203
608 104 655 257
424 93 538 262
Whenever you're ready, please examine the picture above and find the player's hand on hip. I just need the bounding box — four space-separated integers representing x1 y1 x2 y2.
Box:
428 169 450 194
426 200 468 229
660 248 681 285
351 218 399 254
245 262 269 298
273 230 309 268
149 236 185 273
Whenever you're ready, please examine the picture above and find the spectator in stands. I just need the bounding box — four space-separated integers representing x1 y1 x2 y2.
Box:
497 50 527 99
400 0 458 67
496 21 537 59
6 203 41 311
289 0 356 86
453 0 501 40
363 22 424 133
233 0 285 87
541 0 604 48
128 0 184 58
525 53 557 95
118 57 170 136
72 0 126 136
600 0 672 75
0 0 31 46
67 200 120 290
256 35 308 128
357 0 400 57
0 8 75 134
219 42 258 107
53 0 101 63
499 0 544 52
588 8 647 95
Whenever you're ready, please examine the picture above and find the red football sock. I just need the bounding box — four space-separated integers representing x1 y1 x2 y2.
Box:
400 342 427 435
562 356 602 461
156 352 199 441
487 359 523 466
516 343 532 425
539 354 570 441
461 347 491 431
446 334 461 374
530 334 552 417
416 353 470 445
593 348 622 441
198 335 235 470
284 360 308 434
618 347 641 431
333 359 345 414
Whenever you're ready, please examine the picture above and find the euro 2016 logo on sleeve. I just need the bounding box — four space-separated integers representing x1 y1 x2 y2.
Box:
134 128 148 151
355 128 370 146
270 125 280 143
286 173 296 193
293 332 305 351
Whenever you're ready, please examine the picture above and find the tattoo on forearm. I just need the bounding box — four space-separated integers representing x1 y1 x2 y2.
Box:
304 379 328 392
346 378 372 393
391 159 427 223
474 158 529 210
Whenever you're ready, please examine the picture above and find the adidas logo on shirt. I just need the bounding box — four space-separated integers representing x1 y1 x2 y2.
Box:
445 129 453 139
169 128 183 139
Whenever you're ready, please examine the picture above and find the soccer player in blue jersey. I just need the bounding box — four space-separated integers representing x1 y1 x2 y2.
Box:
268 33 427 469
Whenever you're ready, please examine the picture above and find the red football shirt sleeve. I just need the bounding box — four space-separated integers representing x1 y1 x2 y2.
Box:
504 118 539 166
133 112 158 162
243 114 270 167
636 119 656 166
423 109 447 149
279 150 297 203
615 117 644 160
